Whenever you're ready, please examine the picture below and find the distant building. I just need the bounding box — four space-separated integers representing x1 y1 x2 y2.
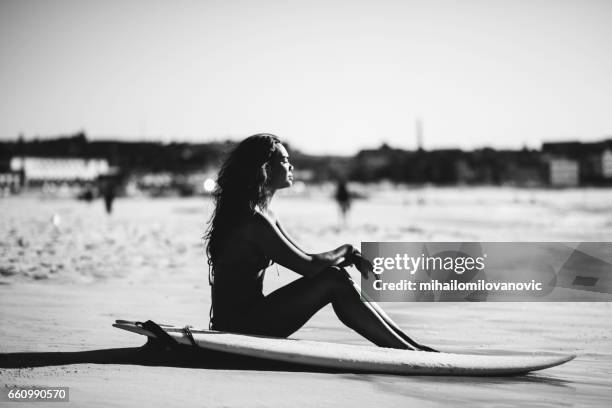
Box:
548 159 579 187
353 144 406 182
357 150 393 171
542 139 612 185
10 157 109 184
598 149 612 179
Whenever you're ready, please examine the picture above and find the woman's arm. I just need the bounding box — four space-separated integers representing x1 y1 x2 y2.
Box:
263 208 310 254
274 214 359 268
274 218 310 255
249 212 354 278
272 213 373 278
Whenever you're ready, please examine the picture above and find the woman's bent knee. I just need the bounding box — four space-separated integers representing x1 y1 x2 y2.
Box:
313 266 353 291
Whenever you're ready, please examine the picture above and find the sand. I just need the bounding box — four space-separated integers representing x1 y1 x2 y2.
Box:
1 187 611 407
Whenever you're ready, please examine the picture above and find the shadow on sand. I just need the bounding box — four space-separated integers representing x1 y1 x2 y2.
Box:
0 342 329 373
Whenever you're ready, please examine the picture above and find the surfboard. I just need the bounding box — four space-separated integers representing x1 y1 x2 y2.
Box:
113 320 575 376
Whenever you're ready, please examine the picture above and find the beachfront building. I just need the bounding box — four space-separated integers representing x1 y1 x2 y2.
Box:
542 139 612 185
10 157 109 183
548 159 579 187
597 149 612 179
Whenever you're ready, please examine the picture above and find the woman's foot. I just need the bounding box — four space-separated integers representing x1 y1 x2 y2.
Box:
415 343 439 352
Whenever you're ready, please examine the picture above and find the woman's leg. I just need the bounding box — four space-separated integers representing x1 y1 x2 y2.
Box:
240 267 416 349
347 277 438 352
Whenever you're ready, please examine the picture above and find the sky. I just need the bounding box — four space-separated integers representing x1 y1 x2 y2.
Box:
0 0 611 155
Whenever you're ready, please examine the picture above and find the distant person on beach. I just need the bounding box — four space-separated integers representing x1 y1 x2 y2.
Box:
204 134 436 351
334 179 352 225
101 179 116 215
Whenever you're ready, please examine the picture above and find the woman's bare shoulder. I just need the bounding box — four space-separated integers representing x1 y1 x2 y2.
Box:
242 211 277 238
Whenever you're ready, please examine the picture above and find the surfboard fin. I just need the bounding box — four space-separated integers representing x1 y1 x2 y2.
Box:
138 320 183 352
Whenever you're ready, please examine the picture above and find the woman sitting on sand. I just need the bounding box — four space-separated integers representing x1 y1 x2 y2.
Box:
205 134 436 351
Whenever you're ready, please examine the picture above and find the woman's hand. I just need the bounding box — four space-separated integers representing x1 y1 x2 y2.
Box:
339 248 374 280
353 253 374 280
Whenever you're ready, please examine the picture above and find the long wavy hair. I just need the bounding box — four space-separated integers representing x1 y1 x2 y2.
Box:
204 133 281 326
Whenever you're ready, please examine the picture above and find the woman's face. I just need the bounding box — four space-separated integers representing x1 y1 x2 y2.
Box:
268 144 294 190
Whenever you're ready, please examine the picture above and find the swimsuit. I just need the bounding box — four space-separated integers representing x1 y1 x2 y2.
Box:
209 234 272 332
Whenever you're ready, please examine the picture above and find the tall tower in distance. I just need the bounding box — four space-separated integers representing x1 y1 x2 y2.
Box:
416 117 424 151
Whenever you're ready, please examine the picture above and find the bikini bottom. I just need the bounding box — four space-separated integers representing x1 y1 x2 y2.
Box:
211 297 268 335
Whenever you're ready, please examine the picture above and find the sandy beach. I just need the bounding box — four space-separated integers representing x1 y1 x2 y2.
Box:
1 187 611 407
